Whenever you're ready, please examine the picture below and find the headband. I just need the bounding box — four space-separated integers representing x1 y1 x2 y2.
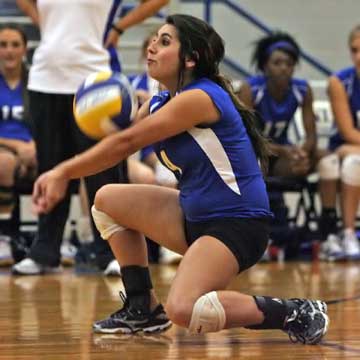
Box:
266 41 297 56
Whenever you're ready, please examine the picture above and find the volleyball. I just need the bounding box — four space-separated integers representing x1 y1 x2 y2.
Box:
73 71 138 140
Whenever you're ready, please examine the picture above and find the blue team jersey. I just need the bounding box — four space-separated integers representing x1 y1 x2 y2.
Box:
104 0 123 72
149 78 271 221
329 67 360 150
247 75 308 144
0 74 32 142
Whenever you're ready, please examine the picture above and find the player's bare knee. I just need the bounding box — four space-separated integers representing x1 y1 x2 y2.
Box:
93 184 114 210
165 297 194 328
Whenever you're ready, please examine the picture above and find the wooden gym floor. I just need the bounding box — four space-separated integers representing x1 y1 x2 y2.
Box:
0 261 359 359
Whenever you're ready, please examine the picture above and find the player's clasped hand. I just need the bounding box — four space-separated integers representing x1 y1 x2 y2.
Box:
283 145 311 175
32 169 69 214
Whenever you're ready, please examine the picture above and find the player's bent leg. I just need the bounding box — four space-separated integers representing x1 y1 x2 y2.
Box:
93 183 188 254
0 150 17 215
165 235 239 329
92 184 187 334
164 234 328 343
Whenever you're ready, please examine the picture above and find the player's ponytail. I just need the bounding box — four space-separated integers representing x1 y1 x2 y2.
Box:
212 74 270 173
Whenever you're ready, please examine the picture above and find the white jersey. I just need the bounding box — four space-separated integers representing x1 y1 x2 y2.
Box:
28 0 113 94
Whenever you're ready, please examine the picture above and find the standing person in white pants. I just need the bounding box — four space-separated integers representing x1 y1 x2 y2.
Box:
13 0 169 275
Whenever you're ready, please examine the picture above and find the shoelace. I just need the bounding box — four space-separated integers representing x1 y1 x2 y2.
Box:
289 298 327 314
109 291 129 318
110 291 147 319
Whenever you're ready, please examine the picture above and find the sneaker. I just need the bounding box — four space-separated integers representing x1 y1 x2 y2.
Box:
61 243 78 266
93 291 172 334
103 259 121 276
319 234 345 261
342 229 360 260
12 258 61 275
288 298 328 314
284 299 329 345
0 235 13 266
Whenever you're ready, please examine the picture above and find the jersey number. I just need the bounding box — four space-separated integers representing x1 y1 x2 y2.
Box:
1 105 24 120
263 121 287 138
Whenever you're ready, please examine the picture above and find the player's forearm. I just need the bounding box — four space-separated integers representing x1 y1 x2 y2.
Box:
115 0 169 31
55 132 135 180
16 0 39 26
302 133 317 153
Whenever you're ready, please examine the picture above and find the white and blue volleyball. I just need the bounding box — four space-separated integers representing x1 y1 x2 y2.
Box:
73 71 138 140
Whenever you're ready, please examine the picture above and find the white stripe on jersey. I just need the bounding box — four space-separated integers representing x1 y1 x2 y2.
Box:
292 84 304 105
150 101 162 113
254 86 265 106
188 127 241 195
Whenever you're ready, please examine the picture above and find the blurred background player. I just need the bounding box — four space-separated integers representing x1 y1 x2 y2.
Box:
13 0 169 275
0 24 36 265
238 31 317 179
238 32 318 259
318 24 360 261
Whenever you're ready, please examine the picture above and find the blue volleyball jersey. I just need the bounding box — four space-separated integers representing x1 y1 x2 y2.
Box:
329 67 360 150
149 78 271 221
104 0 123 72
247 75 308 144
0 74 32 142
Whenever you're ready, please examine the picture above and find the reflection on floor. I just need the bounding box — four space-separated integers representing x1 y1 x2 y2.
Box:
0 262 360 359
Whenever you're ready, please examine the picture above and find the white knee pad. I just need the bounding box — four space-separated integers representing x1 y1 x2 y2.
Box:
341 154 360 186
91 205 126 240
318 153 340 180
188 291 226 334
